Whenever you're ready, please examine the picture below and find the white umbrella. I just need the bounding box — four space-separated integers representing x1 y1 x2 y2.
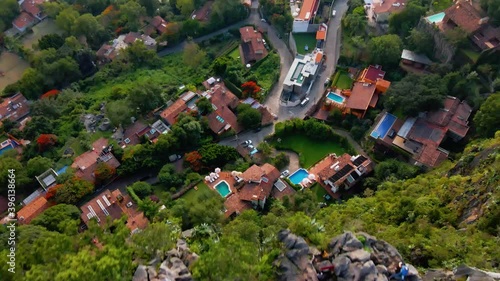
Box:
205 176 211 181
215 168 221 173
231 171 237 177
301 178 309 185
308 174 316 180
210 172 216 178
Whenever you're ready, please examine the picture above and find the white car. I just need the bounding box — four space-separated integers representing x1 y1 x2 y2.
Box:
261 18 267 23
332 10 337 17
241 140 253 147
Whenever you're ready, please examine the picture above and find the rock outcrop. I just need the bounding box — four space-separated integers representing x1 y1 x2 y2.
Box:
275 230 422 281
133 239 198 281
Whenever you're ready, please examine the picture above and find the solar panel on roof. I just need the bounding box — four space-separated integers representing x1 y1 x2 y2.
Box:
329 166 354 183
352 155 367 166
42 175 56 187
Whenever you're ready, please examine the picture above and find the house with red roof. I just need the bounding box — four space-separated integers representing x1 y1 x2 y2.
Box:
440 1 500 51
201 81 241 135
191 1 213 22
370 96 472 168
17 195 52 224
71 138 121 183
80 189 148 233
372 0 407 23
114 120 163 149
239 26 268 65
12 12 37 33
160 91 199 125
344 65 390 118
309 153 373 198
144 16 169 35
0 93 30 126
96 32 156 64
11 0 48 33
292 0 320 32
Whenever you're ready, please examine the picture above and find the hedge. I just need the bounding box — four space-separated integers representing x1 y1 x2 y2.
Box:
282 177 302 191
126 186 143 204
224 79 243 98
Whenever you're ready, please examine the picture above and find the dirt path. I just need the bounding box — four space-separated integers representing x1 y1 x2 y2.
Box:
282 150 300 172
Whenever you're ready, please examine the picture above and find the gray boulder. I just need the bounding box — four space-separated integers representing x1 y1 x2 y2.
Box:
132 265 148 281
275 229 318 281
332 254 351 277
348 249 371 263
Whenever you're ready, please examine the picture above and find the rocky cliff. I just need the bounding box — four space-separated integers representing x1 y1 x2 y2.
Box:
133 239 198 281
275 230 500 281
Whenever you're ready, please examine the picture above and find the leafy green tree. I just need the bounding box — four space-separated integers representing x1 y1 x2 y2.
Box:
388 3 426 37
26 156 54 178
138 197 160 220
183 42 206 68
198 143 239 169
272 152 289 170
158 163 184 188
211 0 247 27
126 81 163 114
481 0 500 26
407 29 434 57
6 68 45 99
55 178 94 204
367 34 403 66
445 27 469 48
237 104 262 129
106 100 133 127
473 93 500 138
374 159 420 181
42 1 68 18
139 0 159 16
130 181 153 198
257 141 272 157
123 40 158 66
72 13 103 38
172 114 203 147
0 0 20 32
132 222 180 260
38 34 65 50
119 1 146 31
56 7 79 33
31 204 81 233
176 0 194 16
196 97 214 115
0 157 30 194
342 14 367 36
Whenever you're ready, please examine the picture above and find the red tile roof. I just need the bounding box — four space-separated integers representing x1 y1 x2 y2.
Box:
119 121 148 147
259 106 274 126
359 65 386 83
160 97 188 125
238 163 280 201
373 0 407 15
239 26 268 64
0 93 31 123
192 1 213 22
80 189 149 231
72 138 120 182
207 107 240 134
297 0 319 21
17 196 50 224
21 0 45 18
124 32 141 44
345 82 377 111
13 12 36 30
426 96 471 138
444 1 483 34
210 84 239 110
241 164 265 182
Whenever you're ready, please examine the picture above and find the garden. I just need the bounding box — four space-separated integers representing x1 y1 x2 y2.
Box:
331 70 353 90
292 33 318 55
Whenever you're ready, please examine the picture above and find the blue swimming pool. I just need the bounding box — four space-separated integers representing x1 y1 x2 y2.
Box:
326 92 345 104
288 168 309 185
426 12 445 24
214 180 231 197
370 113 397 139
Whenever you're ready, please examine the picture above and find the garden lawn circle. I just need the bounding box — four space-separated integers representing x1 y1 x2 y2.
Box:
288 168 310 185
214 180 231 198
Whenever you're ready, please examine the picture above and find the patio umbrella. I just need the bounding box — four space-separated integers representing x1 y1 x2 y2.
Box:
215 168 221 174
231 171 237 177
209 172 216 179
205 176 211 181
308 174 316 181
301 178 310 186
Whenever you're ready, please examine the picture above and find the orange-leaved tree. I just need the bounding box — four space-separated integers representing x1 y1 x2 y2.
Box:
37 134 57 152
241 81 261 99
185 151 203 172
40 89 60 99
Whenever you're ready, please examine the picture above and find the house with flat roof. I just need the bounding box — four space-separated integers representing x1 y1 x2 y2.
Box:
292 0 320 32
160 91 199 125
309 153 372 198
344 65 390 118
35 169 59 191
239 26 268 65
0 93 30 125
440 1 500 51
17 195 51 224
372 0 407 23
316 23 328 49
400 49 433 71
370 96 472 168
71 138 121 183
283 49 324 96
206 163 283 218
80 189 148 233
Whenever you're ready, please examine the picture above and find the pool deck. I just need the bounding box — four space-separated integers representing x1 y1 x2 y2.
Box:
205 172 236 195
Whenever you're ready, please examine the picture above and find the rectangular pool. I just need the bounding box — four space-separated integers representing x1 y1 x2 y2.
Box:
214 180 231 197
288 168 309 185
326 92 345 104
426 12 445 24
370 113 397 139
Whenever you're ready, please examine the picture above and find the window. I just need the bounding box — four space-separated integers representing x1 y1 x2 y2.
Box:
150 129 156 134
124 138 131 144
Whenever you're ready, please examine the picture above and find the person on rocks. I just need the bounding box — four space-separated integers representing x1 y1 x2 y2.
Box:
390 262 409 280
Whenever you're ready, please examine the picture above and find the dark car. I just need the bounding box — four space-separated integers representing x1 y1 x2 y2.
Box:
253 127 262 132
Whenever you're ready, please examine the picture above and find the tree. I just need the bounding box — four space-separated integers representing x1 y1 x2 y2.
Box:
37 134 58 152
139 0 159 16
56 7 79 33
257 142 272 157
38 34 65 50
130 181 153 199
23 116 54 140
42 1 68 18
27 156 54 178
31 204 81 233
198 143 239 168
138 198 160 220
388 3 426 37
481 0 500 26
158 164 184 188
237 104 262 129
72 13 103 41
132 222 179 259
176 0 194 16
185 151 203 172
94 162 116 185
407 29 434 57
211 0 247 27
55 178 94 204
374 160 419 181
0 157 30 194
473 93 500 138
106 100 133 127
7 68 45 99
367 34 402 66
445 27 469 48
171 114 203 147
241 81 261 98
0 0 20 31
119 1 146 30
342 14 367 36
273 152 290 170
126 81 164 114
195 97 213 115
123 40 158 66
183 42 206 68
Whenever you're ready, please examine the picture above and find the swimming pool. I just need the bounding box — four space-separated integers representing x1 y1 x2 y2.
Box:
426 12 445 24
214 180 231 197
288 168 309 185
326 92 345 104
370 113 397 139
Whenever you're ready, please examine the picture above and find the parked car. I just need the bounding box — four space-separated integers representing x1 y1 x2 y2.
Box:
324 78 331 86
248 144 255 150
261 18 267 23
253 127 262 132
332 10 337 17
300 97 310 106
280 170 290 178
241 140 253 147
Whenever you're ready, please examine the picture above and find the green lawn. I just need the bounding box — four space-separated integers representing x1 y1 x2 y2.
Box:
179 182 217 205
229 46 241 60
460 48 481 64
293 33 317 55
431 0 453 12
311 183 328 202
334 72 353 89
274 135 347 168
248 52 280 91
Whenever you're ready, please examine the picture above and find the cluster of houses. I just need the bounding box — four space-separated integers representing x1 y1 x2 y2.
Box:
11 0 47 34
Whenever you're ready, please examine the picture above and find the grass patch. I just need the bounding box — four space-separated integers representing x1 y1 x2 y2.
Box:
152 184 172 203
179 182 216 205
247 52 280 91
334 72 353 89
293 33 317 55
311 183 328 203
229 46 241 60
431 0 453 12
459 48 481 64
273 135 347 168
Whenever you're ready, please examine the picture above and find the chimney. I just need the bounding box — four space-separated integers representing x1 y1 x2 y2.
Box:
479 17 489 25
